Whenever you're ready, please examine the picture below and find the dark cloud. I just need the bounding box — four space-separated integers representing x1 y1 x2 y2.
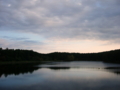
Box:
0 0 120 43
21 40 43 44
7 37 43 44
0 38 45 51
1 36 29 40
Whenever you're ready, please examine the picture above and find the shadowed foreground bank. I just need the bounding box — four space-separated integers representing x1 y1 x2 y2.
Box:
0 48 120 64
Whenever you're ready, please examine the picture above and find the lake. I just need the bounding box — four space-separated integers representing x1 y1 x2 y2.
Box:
0 61 120 90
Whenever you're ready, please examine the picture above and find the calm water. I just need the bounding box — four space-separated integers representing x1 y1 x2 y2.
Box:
0 61 120 90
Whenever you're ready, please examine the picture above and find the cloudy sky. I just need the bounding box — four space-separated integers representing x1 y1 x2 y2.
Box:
0 0 120 53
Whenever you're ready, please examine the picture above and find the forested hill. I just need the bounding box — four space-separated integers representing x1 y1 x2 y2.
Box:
0 48 120 63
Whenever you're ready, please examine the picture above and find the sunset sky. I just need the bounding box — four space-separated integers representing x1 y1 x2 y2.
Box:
0 0 120 53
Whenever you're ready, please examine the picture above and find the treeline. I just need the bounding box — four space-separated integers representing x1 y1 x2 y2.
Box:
0 48 45 61
47 50 120 63
0 47 120 63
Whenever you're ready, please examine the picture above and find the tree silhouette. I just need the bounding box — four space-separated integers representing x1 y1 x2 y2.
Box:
0 47 120 63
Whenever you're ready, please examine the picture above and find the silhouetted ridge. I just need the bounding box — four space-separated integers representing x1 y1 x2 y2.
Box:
0 47 120 63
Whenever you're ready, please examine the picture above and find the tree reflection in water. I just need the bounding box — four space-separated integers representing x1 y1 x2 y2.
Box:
0 62 120 78
0 63 40 78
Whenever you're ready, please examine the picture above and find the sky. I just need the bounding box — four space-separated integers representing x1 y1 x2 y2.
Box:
0 0 120 53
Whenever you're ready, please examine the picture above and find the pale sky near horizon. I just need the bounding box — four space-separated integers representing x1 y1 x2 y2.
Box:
0 0 120 53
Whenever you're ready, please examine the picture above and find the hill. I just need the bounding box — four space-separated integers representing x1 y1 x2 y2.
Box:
0 48 120 63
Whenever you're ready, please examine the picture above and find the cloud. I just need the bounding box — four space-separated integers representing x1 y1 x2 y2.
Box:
0 41 45 53
0 0 120 52
1 36 29 41
0 36 45 51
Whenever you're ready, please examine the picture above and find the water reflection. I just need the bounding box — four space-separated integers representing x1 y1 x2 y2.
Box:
46 67 120 75
105 67 120 75
0 63 120 78
39 61 120 75
0 61 120 90
47 67 70 70
0 64 40 78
